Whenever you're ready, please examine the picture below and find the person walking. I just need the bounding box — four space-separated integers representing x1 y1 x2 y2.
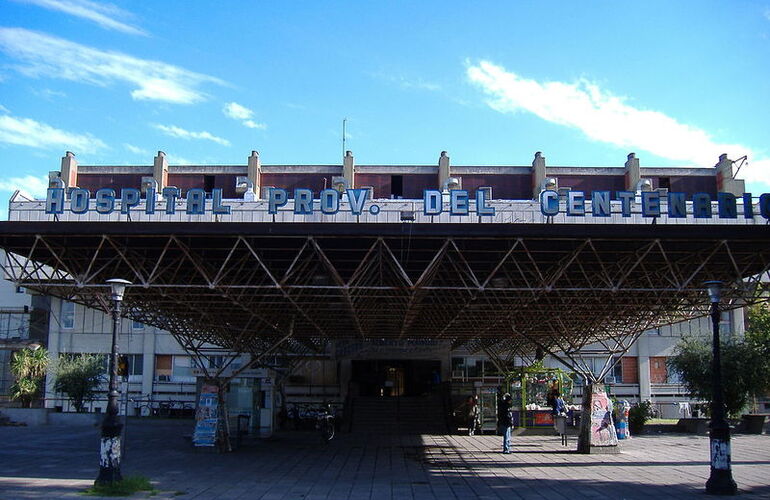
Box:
498 393 513 454
466 395 480 436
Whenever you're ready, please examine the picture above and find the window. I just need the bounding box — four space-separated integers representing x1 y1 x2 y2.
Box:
155 354 172 381
611 357 623 382
61 301 74 329
15 286 24 294
391 175 403 198
650 357 668 384
208 355 225 369
172 356 195 382
204 175 215 193
132 320 144 330
126 354 143 376
658 177 671 190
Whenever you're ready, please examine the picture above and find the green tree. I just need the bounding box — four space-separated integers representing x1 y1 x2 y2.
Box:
9 347 49 408
53 354 106 412
668 304 770 417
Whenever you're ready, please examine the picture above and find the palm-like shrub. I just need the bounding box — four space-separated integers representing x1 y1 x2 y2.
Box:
10 347 49 408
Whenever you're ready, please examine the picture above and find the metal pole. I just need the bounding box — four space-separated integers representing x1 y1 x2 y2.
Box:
96 297 123 484
705 288 737 495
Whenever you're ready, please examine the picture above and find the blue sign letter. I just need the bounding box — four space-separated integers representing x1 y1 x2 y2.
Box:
566 191 585 216
186 188 206 215
320 189 339 214
476 188 495 216
743 193 754 219
212 188 231 214
617 191 634 217
121 188 141 214
268 188 288 214
346 188 369 216
45 188 64 214
591 191 611 217
450 190 469 215
692 193 712 218
70 188 90 214
760 193 770 220
540 190 559 216
717 192 737 219
424 190 442 215
641 191 660 217
95 188 115 214
667 192 686 218
294 188 313 215
162 187 180 215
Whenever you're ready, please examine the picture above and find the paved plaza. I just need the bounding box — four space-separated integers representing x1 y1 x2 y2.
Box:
1 419 769 499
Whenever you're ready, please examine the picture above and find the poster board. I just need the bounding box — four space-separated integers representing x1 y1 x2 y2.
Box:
193 384 220 447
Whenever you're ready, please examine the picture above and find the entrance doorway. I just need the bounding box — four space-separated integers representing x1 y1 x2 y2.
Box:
351 360 441 397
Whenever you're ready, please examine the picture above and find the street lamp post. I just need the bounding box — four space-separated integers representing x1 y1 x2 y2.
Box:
704 281 737 495
95 278 132 485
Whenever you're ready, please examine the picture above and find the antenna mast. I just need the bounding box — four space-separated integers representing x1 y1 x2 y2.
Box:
342 118 347 158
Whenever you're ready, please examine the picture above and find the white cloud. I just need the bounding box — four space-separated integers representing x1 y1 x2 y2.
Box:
152 124 231 146
123 143 149 155
0 174 49 198
14 0 147 36
223 102 253 120
0 28 224 104
0 113 105 152
242 119 267 130
223 102 267 130
467 60 770 186
372 72 441 92
0 104 9 113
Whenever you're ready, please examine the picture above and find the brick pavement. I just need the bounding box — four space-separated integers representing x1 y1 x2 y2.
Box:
1 419 768 499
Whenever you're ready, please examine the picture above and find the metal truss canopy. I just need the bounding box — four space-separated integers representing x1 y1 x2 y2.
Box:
0 222 768 357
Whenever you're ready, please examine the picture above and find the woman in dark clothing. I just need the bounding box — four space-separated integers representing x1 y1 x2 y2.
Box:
498 393 513 454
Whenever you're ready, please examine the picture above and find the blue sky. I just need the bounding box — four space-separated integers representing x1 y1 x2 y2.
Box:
1 1 769 213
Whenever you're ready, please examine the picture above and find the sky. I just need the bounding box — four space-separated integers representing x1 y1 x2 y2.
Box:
1 1 769 216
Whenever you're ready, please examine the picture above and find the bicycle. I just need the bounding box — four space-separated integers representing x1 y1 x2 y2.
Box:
316 403 335 442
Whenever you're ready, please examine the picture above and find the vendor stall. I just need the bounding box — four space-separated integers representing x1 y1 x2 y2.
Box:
502 364 576 428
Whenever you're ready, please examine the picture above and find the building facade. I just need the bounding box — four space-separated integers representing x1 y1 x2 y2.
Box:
1 149 763 430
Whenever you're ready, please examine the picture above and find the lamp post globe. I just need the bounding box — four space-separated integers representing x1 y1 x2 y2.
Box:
95 279 131 485
703 280 737 495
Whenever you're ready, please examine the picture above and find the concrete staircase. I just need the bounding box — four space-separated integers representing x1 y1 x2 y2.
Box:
350 395 448 434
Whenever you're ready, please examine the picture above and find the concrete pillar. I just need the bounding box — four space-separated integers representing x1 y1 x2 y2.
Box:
531 152 546 199
60 151 78 189
247 151 261 197
438 151 450 189
715 154 745 196
731 307 745 338
153 151 169 192
636 335 652 400
44 301 62 409
140 328 156 415
624 153 640 191
343 150 355 189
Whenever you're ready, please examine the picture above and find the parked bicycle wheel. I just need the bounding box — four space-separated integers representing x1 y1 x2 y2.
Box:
319 416 335 442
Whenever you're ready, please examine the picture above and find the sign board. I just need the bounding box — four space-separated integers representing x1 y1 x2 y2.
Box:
192 384 220 447
44 187 770 220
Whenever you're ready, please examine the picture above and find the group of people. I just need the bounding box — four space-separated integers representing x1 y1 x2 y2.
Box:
463 380 565 455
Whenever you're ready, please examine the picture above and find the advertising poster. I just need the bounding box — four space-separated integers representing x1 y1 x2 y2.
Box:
193 384 220 447
589 389 618 446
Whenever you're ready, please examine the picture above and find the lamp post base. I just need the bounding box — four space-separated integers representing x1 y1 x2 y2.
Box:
706 469 737 495
706 435 737 495
95 421 123 485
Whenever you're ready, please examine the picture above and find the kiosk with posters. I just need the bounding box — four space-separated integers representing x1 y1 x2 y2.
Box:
502 364 575 428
